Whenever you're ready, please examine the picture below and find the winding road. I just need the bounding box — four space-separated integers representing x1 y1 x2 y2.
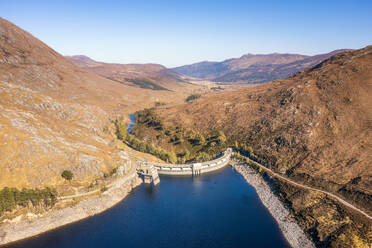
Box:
58 163 136 200
237 156 372 220
57 146 371 221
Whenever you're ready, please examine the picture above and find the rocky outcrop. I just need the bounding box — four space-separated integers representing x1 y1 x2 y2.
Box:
230 160 315 248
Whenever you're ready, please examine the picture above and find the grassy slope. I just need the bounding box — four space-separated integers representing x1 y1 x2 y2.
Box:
132 47 372 247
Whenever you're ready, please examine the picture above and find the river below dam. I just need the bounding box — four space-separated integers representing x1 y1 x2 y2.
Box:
6 167 289 248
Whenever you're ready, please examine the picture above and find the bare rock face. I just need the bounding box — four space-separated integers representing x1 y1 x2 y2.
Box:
231 161 315 248
0 81 129 188
117 165 126 176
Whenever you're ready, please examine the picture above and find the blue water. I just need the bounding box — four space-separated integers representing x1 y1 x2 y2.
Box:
6 167 289 248
128 114 135 133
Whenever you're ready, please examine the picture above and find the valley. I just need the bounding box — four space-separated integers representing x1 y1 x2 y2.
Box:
0 11 371 248
129 47 372 247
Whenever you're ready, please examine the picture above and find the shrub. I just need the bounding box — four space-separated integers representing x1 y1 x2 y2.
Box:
247 146 254 156
185 94 201 102
234 141 239 150
155 102 166 107
194 133 205 146
61 170 73 180
101 186 108 192
216 130 226 144
168 151 178 164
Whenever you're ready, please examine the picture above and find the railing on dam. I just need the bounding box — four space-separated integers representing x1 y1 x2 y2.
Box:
137 148 232 176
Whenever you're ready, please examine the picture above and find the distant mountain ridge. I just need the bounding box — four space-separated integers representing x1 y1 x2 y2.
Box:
66 55 102 67
173 50 348 84
66 55 190 91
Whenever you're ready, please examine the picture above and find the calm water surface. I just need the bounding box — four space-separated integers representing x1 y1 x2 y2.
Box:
7 167 289 248
128 114 135 133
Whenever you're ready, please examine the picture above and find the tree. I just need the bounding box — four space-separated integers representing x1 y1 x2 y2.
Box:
234 141 239 150
0 187 57 215
216 130 226 143
61 170 73 180
138 141 147 152
196 152 211 162
185 94 201 102
184 148 190 159
117 123 128 140
235 152 242 160
114 120 128 140
247 146 254 156
0 187 15 212
168 151 178 164
195 133 205 146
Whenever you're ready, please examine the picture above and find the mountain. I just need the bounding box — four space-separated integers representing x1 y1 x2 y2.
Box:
0 17 198 190
173 50 348 84
0 17 127 189
132 47 372 247
0 18 184 112
65 55 102 67
66 55 190 91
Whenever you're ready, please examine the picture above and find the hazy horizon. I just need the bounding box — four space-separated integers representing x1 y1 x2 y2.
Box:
1 0 372 67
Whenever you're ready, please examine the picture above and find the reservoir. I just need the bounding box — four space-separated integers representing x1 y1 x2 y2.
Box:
6 167 289 248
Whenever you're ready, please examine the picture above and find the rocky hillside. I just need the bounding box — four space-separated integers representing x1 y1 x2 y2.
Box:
0 18 199 114
153 47 372 212
66 55 191 91
0 17 201 190
133 47 372 247
0 81 125 188
173 50 347 84
0 17 136 189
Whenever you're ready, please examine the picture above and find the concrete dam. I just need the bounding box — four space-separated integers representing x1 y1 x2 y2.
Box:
137 148 232 185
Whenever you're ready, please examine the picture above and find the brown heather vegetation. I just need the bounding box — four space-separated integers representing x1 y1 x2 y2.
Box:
0 17 207 198
132 47 372 247
1 15 371 247
66 55 199 92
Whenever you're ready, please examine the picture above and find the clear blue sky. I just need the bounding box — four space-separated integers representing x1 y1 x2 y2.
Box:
1 0 372 67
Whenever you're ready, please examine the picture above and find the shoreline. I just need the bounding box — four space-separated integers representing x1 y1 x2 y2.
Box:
230 160 315 248
0 172 142 246
1 159 315 247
